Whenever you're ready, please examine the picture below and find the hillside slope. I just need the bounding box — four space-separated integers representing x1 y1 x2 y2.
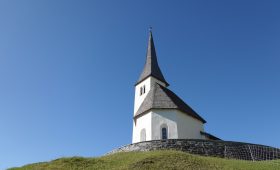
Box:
9 150 280 170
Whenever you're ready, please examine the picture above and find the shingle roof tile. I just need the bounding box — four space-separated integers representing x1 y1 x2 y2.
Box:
136 31 169 86
135 83 206 123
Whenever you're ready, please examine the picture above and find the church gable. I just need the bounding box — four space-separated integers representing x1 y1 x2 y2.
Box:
135 83 206 123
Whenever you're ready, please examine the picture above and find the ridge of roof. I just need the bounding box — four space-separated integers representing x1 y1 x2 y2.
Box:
136 31 169 86
134 83 206 123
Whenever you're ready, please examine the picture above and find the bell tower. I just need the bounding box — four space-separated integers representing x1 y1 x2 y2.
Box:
134 30 169 114
132 30 168 143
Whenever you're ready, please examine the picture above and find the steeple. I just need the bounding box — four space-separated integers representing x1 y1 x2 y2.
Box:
132 30 211 144
136 30 169 86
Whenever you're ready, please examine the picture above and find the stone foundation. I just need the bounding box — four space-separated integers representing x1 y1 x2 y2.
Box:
107 139 280 161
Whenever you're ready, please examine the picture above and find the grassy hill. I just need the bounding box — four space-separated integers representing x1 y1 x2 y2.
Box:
9 150 280 170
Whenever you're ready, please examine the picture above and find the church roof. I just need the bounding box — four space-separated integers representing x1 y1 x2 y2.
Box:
200 131 221 140
134 83 206 123
136 31 169 86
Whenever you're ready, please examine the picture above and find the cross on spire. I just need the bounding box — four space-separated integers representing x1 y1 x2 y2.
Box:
149 26 152 32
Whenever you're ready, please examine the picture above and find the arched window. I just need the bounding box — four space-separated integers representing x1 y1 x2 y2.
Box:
140 85 146 96
140 128 146 142
140 87 143 96
161 127 168 140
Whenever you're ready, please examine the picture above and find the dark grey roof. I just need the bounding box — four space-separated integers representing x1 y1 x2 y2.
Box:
136 31 169 86
134 83 206 123
200 131 221 140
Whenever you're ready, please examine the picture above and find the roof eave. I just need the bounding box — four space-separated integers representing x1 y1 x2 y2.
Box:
134 109 151 120
200 131 221 140
134 108 206 124
177 109 207 124
135 75 169 87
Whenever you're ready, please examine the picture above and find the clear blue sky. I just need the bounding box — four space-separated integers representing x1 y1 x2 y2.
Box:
1 0 280 169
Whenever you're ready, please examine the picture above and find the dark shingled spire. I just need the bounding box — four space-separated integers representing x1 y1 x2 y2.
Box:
136 31 169 86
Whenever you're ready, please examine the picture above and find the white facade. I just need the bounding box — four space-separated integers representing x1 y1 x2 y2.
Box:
133 109 205 143
133 76 166 143
132 76 205 143
132 112 152 143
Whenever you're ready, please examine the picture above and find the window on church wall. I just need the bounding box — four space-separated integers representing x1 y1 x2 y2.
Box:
161 127 168 140
140 128 146 142
139 85 146 96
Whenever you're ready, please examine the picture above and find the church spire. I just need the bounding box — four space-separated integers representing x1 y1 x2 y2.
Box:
136 30 169 86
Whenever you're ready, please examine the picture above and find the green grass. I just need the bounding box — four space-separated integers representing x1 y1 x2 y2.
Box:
9 150 280 170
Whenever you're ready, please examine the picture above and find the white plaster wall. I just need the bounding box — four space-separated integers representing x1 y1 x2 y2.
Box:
134 78 151 114
133 109 205 143
132 112 152 143
134 77 166 115
133 76 167 143
150 109 204 140
151 110 178 140
133 76 204 143
176 110 204 139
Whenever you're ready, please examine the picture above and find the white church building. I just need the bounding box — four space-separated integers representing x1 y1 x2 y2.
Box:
132 31 219 143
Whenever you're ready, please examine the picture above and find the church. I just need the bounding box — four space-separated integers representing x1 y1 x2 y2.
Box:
132 31 219 143
109 31 280 162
